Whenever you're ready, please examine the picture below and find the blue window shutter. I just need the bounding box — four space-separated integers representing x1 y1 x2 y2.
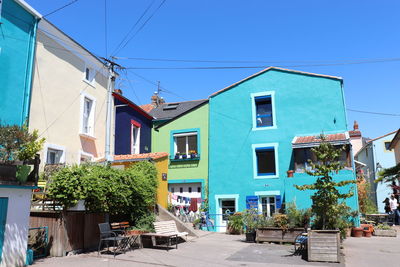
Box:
246 196 258 210
275 195 282 209
0 197 9 262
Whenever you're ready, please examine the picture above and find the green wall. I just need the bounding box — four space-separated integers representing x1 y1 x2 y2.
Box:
152 103 209 187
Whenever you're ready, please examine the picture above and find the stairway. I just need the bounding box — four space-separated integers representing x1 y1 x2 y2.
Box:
156 204 199 237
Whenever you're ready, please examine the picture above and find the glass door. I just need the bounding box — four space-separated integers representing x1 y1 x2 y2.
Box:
260 196 276 217
218 199 236 232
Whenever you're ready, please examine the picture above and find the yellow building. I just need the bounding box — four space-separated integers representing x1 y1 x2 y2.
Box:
111 152 169 208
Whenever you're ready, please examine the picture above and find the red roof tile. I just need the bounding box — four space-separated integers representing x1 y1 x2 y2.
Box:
114 152 169 161
293 133 348 145
140 104 155 113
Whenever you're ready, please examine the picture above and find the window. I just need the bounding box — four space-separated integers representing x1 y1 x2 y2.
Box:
294 145 352 172
80 94 96 136
131 125 140 154
197 187 201 193
47 148 63 164
188 187 192 193
253 143 279 179
221 200 236 221
261 196 276 217
180 187 183 193
171 187 175 193
255 96 273 127
79 151 93 164
84 66 95 84
251 91 276 130
256 147 276 176
384 142 392 151
173 132 198 157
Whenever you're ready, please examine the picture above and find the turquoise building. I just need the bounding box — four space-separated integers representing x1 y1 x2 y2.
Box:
0 0 41 126
208 67 359 232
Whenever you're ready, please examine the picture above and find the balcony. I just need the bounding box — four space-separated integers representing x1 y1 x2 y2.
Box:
0 155 40 187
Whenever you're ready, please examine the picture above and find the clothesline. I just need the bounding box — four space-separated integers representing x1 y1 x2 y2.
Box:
168 192 202 205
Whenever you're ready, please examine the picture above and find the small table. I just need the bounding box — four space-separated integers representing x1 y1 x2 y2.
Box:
125 234 142 249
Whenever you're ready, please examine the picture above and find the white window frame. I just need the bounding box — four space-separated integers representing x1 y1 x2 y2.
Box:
251 91 277 131
78 150 94 164
44 143 66 164
79 92 96 137
173 132 198 155
131 124 141 154
252 143 279 179
83 64 96 86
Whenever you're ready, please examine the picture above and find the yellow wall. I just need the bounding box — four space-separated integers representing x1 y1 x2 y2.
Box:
111 158 169 208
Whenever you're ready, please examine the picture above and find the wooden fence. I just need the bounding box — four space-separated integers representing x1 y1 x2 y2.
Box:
29 211 106 257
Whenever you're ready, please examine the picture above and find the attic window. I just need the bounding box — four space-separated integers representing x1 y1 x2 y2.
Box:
163 103 179 110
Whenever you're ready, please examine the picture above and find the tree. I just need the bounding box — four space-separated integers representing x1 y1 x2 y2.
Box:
294 135 356 230
376 163 400 183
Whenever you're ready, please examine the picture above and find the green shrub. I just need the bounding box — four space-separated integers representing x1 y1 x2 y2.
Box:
286 202 312 228
227 212 244 234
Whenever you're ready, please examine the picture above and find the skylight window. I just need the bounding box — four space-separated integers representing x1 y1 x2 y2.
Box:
163 103 179 110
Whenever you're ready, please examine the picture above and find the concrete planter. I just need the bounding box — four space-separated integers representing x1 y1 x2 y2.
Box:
373 229 397 237
67 200 86 211
307 230 340 263
256 227 304 243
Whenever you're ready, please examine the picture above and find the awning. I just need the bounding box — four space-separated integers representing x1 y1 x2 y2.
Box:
292 132 350 148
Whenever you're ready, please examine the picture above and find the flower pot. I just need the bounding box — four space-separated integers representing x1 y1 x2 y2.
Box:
351 227 363 237
363 230 372 237
245 231 256 242
182 154 187 159
174 155 180 159
287 170 294 178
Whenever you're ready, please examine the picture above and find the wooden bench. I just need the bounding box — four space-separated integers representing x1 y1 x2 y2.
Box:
141 220 188 250
111 221 130 233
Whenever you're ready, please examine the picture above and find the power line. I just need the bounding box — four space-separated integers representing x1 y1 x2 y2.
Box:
111 0 156 56
43 0 79 18
121 71 142 105
127 70 187 100
124 58 400 69
347 109 400 117
113 0 166 56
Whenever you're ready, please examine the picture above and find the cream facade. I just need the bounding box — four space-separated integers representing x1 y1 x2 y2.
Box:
29 19 113 167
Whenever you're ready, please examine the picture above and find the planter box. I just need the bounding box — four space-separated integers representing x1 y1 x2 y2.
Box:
373 229 397 237
256 227 304 243
67 200 86 211
308 230 340 263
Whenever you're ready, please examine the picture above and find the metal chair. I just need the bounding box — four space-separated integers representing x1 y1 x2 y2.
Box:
294 232 308 256
98 223 130 257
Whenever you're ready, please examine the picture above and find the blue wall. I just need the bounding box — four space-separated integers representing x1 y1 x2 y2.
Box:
114 98 152 155
0 0 38 126
208 68 358 229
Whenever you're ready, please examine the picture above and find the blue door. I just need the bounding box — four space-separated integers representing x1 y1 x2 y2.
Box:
0 197 8 262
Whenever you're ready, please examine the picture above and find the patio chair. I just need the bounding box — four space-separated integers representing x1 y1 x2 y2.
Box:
294 232 308 256
98 223 130 257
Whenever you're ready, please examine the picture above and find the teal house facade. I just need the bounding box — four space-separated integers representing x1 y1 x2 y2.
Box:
0 0 41 126
208 67 359 232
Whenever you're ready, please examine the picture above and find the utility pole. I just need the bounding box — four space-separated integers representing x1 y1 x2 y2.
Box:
101 57 122 162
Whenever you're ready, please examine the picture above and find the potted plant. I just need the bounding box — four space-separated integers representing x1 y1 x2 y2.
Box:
189 150 198 159
193 218 201 230
227 212 244 235
287 170 294 178
182 153 187 159
174 153 180 159
295 135 357 263
0 124 44 184
243 209 259 242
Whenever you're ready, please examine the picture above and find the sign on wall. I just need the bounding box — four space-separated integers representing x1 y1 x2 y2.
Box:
162 173 167 181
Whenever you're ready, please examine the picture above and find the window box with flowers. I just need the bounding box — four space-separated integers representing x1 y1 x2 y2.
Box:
170 129 200 162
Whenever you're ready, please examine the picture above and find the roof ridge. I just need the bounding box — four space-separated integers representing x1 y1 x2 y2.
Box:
367 130 397 143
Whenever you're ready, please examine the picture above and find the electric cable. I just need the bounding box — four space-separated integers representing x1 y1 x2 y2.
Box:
43 0 79 18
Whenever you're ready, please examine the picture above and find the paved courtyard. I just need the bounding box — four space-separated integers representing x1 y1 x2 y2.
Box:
32 229 400 267
33 232 342 267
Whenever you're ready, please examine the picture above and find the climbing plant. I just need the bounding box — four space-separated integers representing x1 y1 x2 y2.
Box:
294 134 357 231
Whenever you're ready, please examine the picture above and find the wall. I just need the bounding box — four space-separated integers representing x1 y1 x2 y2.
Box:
0 187 32 267
152 103 209 199
372 134 396 212
29 22 110 166
114 98 152 155
208 69 358 226
394 141 400 165
0 0 38 126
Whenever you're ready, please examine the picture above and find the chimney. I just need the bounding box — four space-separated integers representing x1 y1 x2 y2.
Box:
349 120 362 138
151 92 164 107
353 121 359 131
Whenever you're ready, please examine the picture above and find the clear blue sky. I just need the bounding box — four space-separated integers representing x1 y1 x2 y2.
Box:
27 0 400 139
